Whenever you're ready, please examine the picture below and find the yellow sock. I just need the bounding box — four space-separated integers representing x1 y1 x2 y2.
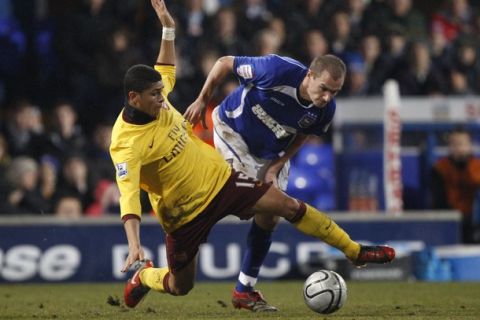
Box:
293 204 361 260
139 267 170 292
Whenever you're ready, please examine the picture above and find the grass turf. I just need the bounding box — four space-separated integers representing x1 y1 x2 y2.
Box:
0 281 479 319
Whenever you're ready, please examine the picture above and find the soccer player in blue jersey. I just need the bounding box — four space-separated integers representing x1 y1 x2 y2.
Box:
185 54 359 311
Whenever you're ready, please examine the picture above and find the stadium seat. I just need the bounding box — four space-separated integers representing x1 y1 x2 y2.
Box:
312 193 335 211
287 164 335 208
287 166 320 203
293 144 334 171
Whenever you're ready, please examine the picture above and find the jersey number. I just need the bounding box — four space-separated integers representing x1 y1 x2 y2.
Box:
235 172 256 188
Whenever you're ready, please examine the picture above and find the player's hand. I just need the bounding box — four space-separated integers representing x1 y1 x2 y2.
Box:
8 190 24 205
265 161 285 188
151 0 175 28
264 170 279 188
184 99 208 129
121 246 145 273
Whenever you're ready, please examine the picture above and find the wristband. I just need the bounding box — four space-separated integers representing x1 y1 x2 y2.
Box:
162 27 175 41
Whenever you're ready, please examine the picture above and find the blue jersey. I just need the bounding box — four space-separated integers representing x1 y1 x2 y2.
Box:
218 54 336 159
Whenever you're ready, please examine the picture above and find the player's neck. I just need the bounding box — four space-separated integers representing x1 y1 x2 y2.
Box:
123 103 156 125
298 80 312 106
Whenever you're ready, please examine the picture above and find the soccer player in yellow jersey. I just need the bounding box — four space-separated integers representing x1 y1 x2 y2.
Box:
111 0 395 310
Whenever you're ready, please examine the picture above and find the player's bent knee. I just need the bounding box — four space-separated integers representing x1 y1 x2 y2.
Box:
279 196 301 220
287 197 300 212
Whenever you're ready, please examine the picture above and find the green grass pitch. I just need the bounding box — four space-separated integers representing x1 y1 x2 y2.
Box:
1 281 480 319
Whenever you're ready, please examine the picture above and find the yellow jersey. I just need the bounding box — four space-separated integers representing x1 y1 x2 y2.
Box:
110 65 232 233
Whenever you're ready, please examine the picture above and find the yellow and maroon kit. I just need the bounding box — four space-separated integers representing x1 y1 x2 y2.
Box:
110 65 232 233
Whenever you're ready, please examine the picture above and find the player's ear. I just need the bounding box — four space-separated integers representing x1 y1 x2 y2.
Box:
307 69 316 81
128 91 140 107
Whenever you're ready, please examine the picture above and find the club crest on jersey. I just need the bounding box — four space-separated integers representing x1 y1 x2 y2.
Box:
236 64 254 79
116 162 128 179
298 113 317 128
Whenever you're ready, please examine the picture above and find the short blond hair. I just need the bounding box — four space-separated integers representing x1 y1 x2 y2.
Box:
310 55 346 81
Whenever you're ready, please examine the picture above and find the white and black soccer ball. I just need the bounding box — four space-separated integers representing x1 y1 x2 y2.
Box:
303 270 347 314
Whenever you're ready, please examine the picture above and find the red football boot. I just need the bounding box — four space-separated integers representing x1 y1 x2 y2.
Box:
124 259 154 308
353 245 396 267
232 289 278 312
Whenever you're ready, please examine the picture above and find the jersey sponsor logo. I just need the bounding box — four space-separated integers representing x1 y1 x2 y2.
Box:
116 162 128 179
298 113 317 128
162 121 189 163
236 64 254 79
251 104 289 139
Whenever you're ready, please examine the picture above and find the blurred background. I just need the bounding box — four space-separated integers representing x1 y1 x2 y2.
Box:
1 0 480 284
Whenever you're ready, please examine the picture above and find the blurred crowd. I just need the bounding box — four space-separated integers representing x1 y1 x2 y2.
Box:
1 0 480 217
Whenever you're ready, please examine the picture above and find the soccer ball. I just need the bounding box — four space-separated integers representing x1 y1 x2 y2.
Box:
303 270 347 314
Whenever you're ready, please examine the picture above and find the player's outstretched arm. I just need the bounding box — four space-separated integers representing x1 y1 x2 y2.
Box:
152 0 175 65
184 56 234 128
121 218 145 272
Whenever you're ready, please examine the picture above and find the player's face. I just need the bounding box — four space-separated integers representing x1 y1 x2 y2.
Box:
307 70 344 108
135 81 166 117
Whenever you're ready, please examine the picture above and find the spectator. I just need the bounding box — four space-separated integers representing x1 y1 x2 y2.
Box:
236 0 273 40
361 0 391 40
359 34 391 95
386 0 427 41
0 133 12 212
39 155 58 205
299 29 330 66
395 40 448 96
87 122 115 184
85 179 120 216
181 0 209 39
287 0 338 34
328 10 357 58
267 16 287 53
431 0 475 42
55 154 94 211
253 28 282 55
343 53 368 96
386 25 409 60
209 7 247 56
54 195 83 218
430 128 480 243
1 100 46 159
44 101 87 162
96 25 145 120
430 22 454 78
198 47 222 81
347 0 367 32
449 69 473 95
451 37 480 93
167 49 199 112
5 156 51 214
343 0 367 48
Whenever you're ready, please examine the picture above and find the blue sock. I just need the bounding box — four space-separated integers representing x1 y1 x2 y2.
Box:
235 221 272 293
